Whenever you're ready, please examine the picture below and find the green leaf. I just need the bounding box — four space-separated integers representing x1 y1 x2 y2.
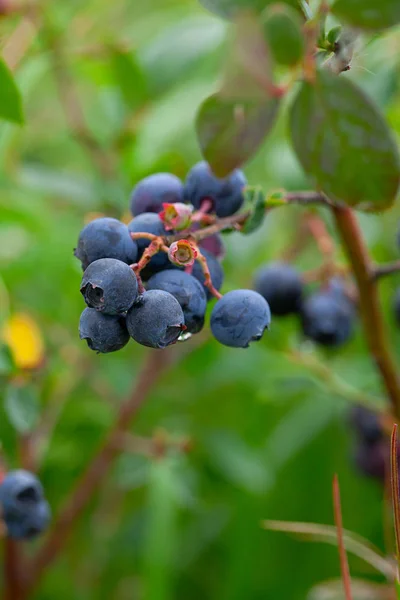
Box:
263 4 304 67
242 186 266 234
4 383 40 433
199 0 301 19
332 0 400 31
196 93 280 177
109 47 148 110
289 70 400 211
0 345 14 376
0 59 24 124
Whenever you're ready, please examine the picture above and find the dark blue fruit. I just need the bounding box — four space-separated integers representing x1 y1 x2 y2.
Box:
254 262 303 316
354 439 387 481
300 292 354 347
130 173 184 216
184 161 247 218
192 249 224 300
147 270 207 334
210 289 271 348
0 470 51 540
349 406 383 445
74 217 138 271
128 213 170 276
199 233 225 260
79 308 129 353
81 258 138 315
126 289 184 348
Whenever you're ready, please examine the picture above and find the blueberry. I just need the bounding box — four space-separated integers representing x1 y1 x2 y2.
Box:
126 289 184 349
192 249 224 300
128 213 170 275
254 262 303 316
74 217 138 271
210 289 271 348
0 470 51 540
130 173 184 216
147 270 207 334
79 308 130 353
5 499 51 540
81 258 138 315
184 161 247 218
353 439 387 481
300 292 355 347
198 233 225 260
349 406 383 445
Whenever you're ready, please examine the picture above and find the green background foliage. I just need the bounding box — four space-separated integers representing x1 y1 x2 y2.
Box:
1 0 400 598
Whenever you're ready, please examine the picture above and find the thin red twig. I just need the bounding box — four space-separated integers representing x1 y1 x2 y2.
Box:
332 474 353 600
391 424 400 579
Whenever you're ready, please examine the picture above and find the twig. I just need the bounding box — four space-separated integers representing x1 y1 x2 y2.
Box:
23 341 201 596
37 13 116 178
390 425 400 579
332 205 400 419
333 474 353 600
373 260 400 280
4 538 25 600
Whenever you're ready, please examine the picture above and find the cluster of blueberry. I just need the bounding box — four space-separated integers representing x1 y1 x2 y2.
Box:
253 262 356 347
75 161 272 352
0 470 50 539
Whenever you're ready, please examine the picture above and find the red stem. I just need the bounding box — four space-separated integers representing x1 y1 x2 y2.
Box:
4 539 25 600
22 350 173 597
332 474 353 600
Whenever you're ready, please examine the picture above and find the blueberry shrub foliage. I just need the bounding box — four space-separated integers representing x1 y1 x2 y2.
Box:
3 0 400 598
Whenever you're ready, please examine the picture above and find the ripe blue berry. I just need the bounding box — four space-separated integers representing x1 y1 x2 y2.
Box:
126 289 184 348
210 289 271 348
128 213 170 276
300 292 354 347
349 406 383 445
184 161 247 218
147 270 207 334
0 470 51 540
130 173 184 216
199 232 225 260
192 249 224 300
254 262 303 316
353 439 387 481
81 258 138 315
79 308 129 353
74 217 138 271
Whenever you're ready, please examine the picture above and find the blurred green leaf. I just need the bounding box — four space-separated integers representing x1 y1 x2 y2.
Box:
4 382 40 433
0 345 14 376
109 47 149 110
206 430 273 494
196 93 280 177
142 457 180 600
242 186 266 234
290 70 400 211
0 59 24 124
199 0 301 19
308 579 394 600
263 4 304 67
332 0 400 30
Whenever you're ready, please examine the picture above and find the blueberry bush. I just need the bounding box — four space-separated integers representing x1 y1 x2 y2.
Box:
2 0 400 598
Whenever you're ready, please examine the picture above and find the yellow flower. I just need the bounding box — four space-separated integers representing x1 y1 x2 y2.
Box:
3 313 45 370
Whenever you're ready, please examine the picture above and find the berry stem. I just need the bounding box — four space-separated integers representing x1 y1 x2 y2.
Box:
195 249 223 300
332 205 400 419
